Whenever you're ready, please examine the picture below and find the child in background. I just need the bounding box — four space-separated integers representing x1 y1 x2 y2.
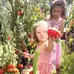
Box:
44 0 66 74
23 20 57 74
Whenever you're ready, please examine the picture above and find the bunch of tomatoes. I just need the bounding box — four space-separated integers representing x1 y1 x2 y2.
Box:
0 63 23 74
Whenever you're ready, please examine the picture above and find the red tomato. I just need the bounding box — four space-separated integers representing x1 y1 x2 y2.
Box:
12 68 18 73
7 64 16 69
7 69 12 72
27 66 32 69
0 69 4 74
3 66 7 71
17 64 23 69
29 71 33 74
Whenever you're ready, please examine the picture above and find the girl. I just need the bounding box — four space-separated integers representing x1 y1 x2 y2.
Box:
44 0 66 73
23 20 56 74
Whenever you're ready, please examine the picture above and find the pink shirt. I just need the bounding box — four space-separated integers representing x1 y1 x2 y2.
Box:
46 17 62 66
47 17 62 30
36 43 55 74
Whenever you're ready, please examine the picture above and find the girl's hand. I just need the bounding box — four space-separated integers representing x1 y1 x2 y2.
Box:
52 35 60 41
22 52 30 58
48 37 54 42
47 28 62 40
47 37 54 52
22 52 34 58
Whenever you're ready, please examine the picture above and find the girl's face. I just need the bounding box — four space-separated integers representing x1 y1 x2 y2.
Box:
36 24 48 43
52 6 62 19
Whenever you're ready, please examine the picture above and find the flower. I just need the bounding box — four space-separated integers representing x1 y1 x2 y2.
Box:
27 34 33 38
8 36 11 40
17 11 23 16
47 28 62 39
15 50 20 54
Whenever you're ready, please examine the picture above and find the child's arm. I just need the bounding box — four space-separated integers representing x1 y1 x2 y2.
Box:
48 37 54 52
48 37 54 51
22 52 35 59
59 19 65 35
44 38 54 52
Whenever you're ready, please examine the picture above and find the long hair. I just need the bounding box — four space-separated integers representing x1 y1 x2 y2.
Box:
50 0 66 19
33 20 48 43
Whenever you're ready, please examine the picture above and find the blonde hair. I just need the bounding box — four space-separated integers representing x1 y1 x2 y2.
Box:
33 20 48 42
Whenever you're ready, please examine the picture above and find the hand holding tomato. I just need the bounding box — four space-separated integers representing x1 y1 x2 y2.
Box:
47 28 62 39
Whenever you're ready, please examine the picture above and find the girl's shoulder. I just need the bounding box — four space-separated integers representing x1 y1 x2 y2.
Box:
55 17 65 25
45 17 63 22
35 41 48 51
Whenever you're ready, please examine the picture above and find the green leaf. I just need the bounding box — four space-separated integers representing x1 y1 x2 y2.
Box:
33 51 40 74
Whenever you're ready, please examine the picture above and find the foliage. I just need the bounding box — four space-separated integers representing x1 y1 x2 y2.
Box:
0 0 50 74
66 0 74 27
2 0 49 51
0 0 17 70
33 51 40 74
61 41 74 74
0 0 74 74
61 0 74 74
